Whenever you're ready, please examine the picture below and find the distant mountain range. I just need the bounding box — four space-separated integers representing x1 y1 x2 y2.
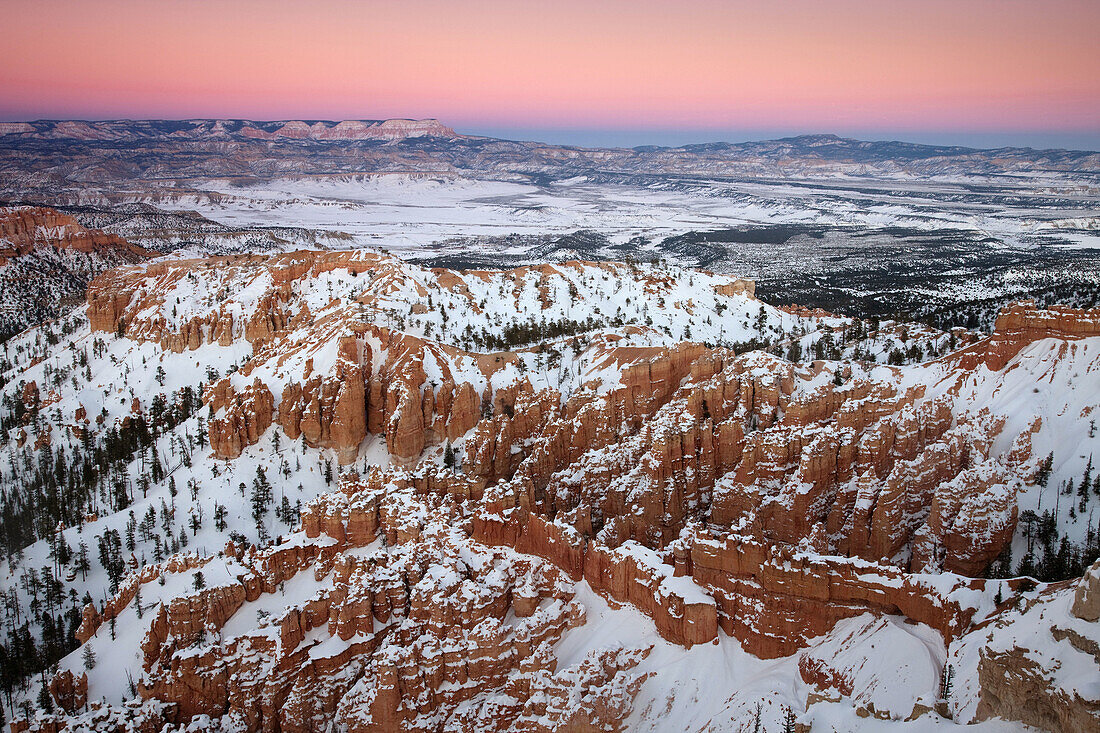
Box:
2 119 1098 201
0 118 459 142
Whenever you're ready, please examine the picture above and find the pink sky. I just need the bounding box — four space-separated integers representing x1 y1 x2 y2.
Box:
1 0 1097 140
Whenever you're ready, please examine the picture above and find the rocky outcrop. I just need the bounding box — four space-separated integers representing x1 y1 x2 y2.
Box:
0 207 150 264
304 462 1016 661
953 300 1100 372
457 341 1026 582
238 118 459 142
470 505 718 648
993 300 1100 340
0 207 153 337
279 337 367 464
84 250 779 473
947 561 1100 732
206 378 275 459
975 649 1100 733
47 670 87 712
691 532 991 658
76 552 216 643
87 287 135 333
1073 561 1100 622
19 380 39 413
275 331 488 466
714 278 756 299
120 487 652 733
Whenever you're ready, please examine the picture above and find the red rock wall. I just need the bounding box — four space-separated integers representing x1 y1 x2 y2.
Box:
0 207 150 264
205 378 275 459
952 300 1100 372
690 533 986 658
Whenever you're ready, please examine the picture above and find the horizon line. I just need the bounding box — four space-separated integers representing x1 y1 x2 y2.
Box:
2 117 1099 154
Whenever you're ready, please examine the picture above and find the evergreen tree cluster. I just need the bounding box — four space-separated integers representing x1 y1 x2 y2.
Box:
0 383 203 558
989 455 1100 583
474 316 604 351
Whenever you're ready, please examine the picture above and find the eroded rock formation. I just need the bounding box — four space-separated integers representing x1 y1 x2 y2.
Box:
74 487 651 733
206 378 275 459
49 252 1100 732
0 207 150 265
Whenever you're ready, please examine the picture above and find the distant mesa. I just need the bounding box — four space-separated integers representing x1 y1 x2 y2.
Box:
2 118 460 142
0 121 34 135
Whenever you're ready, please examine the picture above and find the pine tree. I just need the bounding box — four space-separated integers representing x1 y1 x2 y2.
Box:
781 707 796 733
251 467 273 523
939 664 955 700
278 495 293 525
1082 455 1093 498
37 682 53 712
193 571 206 591
1016 551 1037 578
1019 510 1039 554
82 644 96 670
75 542 89 581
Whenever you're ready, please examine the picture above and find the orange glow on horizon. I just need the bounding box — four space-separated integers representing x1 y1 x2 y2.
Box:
0 0 1097 134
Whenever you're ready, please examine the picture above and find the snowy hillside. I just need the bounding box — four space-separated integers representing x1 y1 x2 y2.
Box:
0 250 1097 731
